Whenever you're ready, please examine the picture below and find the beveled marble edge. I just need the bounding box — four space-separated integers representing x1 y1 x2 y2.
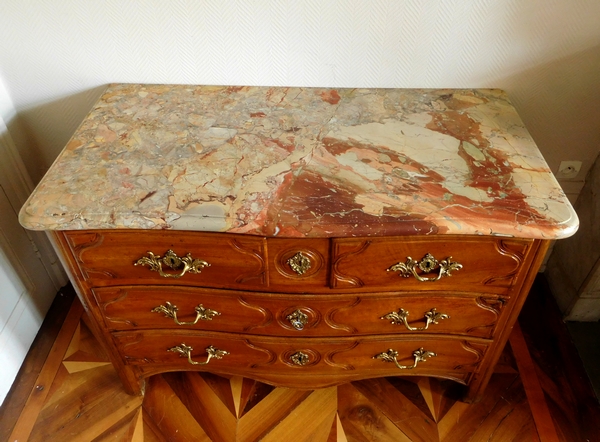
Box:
19 84 579 239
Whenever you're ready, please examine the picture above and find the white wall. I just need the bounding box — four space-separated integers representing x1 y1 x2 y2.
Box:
0 79 67 405
0 0 599 201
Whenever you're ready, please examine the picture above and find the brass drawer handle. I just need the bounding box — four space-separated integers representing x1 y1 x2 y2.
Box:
152 302 220 325
286 310 309 330
381 308 449 331
374 347 436 370
387 253 462 282
135 250 210 278
290 351 310 366
287 252 311 275
168 344 229 365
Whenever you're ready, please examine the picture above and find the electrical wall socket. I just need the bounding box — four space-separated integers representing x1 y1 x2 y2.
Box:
556 161 582 179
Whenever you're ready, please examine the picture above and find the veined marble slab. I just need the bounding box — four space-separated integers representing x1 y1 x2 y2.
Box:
19 84 578 239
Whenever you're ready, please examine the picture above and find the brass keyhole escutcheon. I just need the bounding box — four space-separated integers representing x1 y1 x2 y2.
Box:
287 252 311 276
286 309 309 330
290 351 310 366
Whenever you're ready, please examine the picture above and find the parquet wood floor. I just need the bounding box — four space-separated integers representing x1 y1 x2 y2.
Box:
3 279 600 441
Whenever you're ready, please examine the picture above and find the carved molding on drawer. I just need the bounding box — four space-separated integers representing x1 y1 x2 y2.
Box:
230 238 268 285
66 232 115 279
92 288 138 328
281 348 321 368
330 240 371 288
325 298 361 333
238 297 273 332
244 340 278 368
483 240 530 288
124 356 155 364
117 332 145 347
117 332 156 364
466 296 507 335
475 296 506 315
324 341 359 370
453 341 487 370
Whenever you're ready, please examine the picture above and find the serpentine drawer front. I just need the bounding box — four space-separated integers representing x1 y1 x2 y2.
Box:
113 330 487 387
93 286 503 339
19 85 578 403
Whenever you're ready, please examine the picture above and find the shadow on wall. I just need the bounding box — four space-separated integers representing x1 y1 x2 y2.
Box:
496 44 600 320
545 150 600 321
6 85 107 184
497 43 600 182
6 48 600 197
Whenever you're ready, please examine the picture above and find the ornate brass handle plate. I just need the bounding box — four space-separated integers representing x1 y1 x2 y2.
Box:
287 309 309 330
381 308 449 331
152 302 220 325
135 250 210 278
287 252 311 276
387 253 462 282
290 351 310 366
374 347 436 370
168 344 229 365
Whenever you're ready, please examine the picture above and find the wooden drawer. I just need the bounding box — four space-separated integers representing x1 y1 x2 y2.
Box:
94 286 504 339
265 237 330 291
113 330 488 387
63 230 269 289
331 236 533 294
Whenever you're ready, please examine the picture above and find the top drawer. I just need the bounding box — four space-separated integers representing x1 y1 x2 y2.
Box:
63 230 269 290
62 231 534 295
331 236 534 295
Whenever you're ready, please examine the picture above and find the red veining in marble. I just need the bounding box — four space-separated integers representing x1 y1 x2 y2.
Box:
320 90 341 105
268 170 440 237
427 110 486 147
18 85 578 239
426 110 555 230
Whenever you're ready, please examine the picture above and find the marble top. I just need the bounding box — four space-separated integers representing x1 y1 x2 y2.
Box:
19 84 578 239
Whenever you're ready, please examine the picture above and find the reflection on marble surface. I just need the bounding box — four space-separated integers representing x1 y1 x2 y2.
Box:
19 85 578 239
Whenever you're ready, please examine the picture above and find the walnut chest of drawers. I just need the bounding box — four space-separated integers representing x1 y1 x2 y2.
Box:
20 85 578 402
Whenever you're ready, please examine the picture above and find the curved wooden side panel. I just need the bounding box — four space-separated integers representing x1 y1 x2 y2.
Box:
64 231 115 279
483 239 531 289
52 232 145 395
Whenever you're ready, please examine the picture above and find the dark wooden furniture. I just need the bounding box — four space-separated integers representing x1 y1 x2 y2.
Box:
54 229 548 402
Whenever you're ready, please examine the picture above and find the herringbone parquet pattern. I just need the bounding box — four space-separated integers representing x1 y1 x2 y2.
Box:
8 297 553 442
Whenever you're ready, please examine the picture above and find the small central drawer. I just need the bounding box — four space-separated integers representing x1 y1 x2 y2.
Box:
93 286 505 338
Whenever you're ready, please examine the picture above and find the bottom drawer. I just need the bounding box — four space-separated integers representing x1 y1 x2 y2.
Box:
113 330 489 388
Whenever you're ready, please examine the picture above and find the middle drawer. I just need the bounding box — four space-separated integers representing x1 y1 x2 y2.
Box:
93 286 505 339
